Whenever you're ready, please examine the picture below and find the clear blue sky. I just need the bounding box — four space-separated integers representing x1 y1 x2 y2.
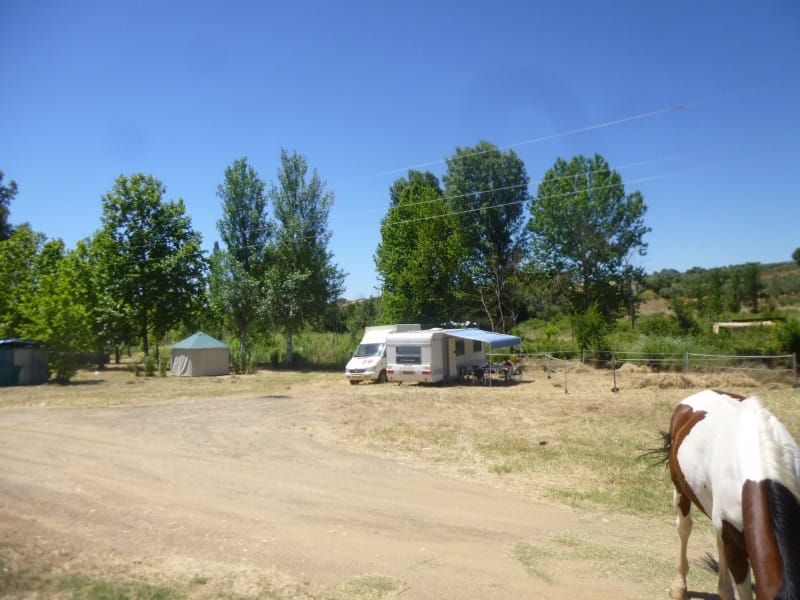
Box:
3 1 799 299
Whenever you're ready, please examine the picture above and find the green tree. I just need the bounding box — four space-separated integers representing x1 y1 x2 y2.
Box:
214 157 272 349
529 154 650 323
375 170 466 324
740 262 765 313
264 150 345 365
70 238 115 367
793 247 800 267
207 242 263 357
442 141 530 331
96 174 206 357
21 240 93 382
0 224 44 337
0 170 18 241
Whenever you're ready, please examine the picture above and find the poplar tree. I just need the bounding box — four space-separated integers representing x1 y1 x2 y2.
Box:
264 150 345 365
214 157 271 351
375 170 466 324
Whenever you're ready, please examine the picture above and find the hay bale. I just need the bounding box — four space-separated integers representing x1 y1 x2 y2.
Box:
616 362 652 374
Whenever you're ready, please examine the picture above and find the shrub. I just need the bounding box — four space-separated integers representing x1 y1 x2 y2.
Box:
775 317 800 356
144 355 156 377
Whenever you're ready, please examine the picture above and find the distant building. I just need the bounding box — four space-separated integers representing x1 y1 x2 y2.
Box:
0 339 49 386
712 319 776 334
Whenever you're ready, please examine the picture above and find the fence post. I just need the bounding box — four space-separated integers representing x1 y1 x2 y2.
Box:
684 351 689 374
611 352 619 392
794 352 798 388
564 358 568 394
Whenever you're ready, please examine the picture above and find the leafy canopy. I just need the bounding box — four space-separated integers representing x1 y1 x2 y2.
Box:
529 154 649 322
376 170 466 324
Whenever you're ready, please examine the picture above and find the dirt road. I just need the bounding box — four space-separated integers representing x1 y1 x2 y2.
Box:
0 385 681 599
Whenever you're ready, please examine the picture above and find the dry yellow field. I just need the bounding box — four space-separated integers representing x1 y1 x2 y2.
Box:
1 363 797 599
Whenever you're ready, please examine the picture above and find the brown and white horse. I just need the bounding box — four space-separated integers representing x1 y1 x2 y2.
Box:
665 390 800 600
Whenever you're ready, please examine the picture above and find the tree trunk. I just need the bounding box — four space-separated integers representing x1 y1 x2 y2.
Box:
142 321 149 356
284 331 294 366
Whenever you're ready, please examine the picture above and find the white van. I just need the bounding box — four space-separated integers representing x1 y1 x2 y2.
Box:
385 329 485 384
345 324 420 384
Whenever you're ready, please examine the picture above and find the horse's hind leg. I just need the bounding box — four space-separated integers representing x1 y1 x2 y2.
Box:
670 490 692 600
716 533 752 600
715 534 738 600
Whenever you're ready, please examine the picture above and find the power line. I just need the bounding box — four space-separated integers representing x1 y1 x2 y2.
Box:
74 79 796 270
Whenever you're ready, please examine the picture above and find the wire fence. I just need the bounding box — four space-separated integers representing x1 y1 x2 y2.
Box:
486 350 798 393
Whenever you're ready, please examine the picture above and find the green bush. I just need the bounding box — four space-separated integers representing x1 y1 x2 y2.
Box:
144 355 156 377
774 317 800 355
636 313 683 337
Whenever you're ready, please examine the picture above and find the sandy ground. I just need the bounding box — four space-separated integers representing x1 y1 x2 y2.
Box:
3 368 792 599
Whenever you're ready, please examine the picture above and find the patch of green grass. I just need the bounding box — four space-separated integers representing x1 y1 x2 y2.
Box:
364 422 459 454
511 542 554 583
333 574 405 599
0 557 43 596
480 435 560 473
556 439 674 515
57 574 183 599
548 530 693 586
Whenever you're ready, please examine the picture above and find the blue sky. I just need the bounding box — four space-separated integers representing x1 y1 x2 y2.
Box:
2 1 799 299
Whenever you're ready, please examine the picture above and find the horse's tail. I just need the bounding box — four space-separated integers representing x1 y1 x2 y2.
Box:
639 430 671 466
739 398 800 600
768 479 800 600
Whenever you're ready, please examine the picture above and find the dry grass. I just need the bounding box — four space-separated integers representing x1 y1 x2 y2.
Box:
2 362 798 598
0 366 335 409
320 362 800 518
3 364 797 517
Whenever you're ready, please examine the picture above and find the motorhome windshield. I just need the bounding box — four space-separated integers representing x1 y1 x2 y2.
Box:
354 343 383 358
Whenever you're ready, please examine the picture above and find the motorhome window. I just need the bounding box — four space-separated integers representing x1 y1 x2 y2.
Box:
455 340 465 356
472 341 482 352
354 343 383 358
395 345 422 364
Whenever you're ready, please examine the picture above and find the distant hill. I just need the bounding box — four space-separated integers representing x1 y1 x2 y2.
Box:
643 260 800 315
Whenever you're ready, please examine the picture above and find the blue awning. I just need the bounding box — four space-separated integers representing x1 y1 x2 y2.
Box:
446 328 521 349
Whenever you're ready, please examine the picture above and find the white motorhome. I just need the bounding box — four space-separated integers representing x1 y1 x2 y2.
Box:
345 324 420 384
385 328 486 384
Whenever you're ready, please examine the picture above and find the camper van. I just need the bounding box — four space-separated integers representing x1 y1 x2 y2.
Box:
385 328 486 384
345 324 420 384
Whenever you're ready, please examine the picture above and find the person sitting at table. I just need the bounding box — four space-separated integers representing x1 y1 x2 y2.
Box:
501 358 513 381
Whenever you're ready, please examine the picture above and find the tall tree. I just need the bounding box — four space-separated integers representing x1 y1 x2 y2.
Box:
442 141 529 331
740 262 764 313
264 149 345 365
71 238 116 367
0 170 18 241
96 174 206 357
21 240 93 382
0 224 44 338
207 242 264 349
214 157 271 349
375 170 466 324
529 154 650 322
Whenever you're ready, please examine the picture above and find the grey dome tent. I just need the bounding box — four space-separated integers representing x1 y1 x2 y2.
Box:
170 332 230 377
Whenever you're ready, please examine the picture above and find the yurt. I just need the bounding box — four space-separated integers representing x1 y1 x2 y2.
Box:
170 332 230 377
